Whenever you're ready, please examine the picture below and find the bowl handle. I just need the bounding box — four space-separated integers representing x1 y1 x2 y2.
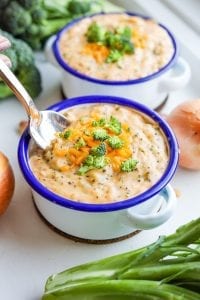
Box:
159 57 191 92
45 35 60 68
122 185 177 230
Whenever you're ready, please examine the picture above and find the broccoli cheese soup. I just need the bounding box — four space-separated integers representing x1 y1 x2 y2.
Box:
29 104 169 204
59 14 174 81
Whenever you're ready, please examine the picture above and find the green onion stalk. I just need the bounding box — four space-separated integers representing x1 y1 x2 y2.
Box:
42 218 200 299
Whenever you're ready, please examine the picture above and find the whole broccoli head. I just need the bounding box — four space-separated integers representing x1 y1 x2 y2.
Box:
16 65 42 98
18 0 42 9
0 29 42 99
12 39 34 68
2 1 32 35
3 47 18 72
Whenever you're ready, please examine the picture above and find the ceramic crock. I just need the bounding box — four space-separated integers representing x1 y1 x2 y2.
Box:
18 95 179 242
45 12 191 110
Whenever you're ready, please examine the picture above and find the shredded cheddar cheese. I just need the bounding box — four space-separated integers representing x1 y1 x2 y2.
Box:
48 114 134 174
82 43 109 63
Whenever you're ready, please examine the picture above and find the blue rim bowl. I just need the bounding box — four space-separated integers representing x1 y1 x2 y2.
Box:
52 12 179 86
18 95 179 213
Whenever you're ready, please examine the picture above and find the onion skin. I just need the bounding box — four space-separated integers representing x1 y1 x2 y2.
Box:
0 151 15 215
167 99 200 170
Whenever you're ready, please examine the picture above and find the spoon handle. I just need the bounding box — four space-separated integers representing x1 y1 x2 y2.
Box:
0 58 40 121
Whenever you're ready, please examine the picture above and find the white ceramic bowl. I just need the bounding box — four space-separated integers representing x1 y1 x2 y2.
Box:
45 12 191 110
18 95 179 243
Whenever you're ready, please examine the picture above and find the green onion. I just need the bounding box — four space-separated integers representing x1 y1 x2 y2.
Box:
42 218 200 299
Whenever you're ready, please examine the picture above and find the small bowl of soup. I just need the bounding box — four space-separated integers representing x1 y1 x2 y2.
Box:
18 95 179 243
45 12 191 109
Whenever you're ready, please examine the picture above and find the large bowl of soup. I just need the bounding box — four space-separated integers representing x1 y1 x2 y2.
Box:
45 12 191 109
18 95 179 242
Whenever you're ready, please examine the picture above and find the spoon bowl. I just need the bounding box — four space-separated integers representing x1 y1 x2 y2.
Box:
0 59 69 149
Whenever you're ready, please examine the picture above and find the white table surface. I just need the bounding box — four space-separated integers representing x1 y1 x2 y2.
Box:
1 2 200 300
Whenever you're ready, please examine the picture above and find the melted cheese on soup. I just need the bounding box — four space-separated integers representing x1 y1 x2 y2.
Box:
29 104 169 204
59 14 174 81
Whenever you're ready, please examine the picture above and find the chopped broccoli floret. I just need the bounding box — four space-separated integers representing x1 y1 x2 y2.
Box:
106 116 122 134
84 155 107 169
86 22 106 43
77 165 93 175
93 156 108 169
121 158 138 172
105 27 134 54
93 128 109 141
108 136 124 149
90 143 106 156
84 155 95 167
92 118 106 127
74 137 86 149
117 26 132 40
78 154 108 175
61 130 71 139
86 22 134 63
106 49 122 63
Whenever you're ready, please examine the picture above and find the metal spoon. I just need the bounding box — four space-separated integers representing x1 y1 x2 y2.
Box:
0 59 69 149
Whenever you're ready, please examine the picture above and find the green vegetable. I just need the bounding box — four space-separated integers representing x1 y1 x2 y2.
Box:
1 1 32 35
74 137 86 149
93 128 109 141
106 116 122 134
42 218 200 299
90 143 106 156
68 0 91 15
86 22 106 43
104 27 134 54
108 136 124 149
43 279 200 300
121 158 138 172
0 29 42 99
0 0 124 49
92 118 106 127
62 130 71 139
106 49 122 63
78 154 108 175
86 22 134 63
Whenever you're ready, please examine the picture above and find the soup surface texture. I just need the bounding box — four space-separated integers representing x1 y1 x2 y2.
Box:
59 14 174 81
30 104 169 204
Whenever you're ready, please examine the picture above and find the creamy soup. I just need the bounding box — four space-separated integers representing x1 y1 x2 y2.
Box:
30 104 169 204
59 14 174 81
